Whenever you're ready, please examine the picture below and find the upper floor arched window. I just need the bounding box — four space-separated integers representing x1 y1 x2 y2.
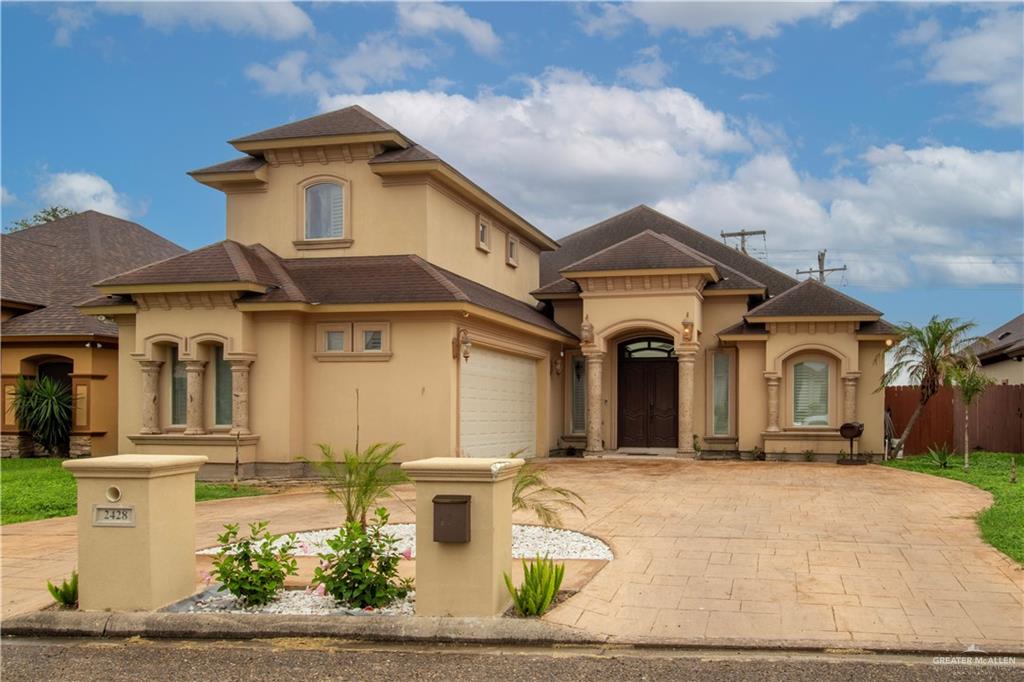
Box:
305 182 344 239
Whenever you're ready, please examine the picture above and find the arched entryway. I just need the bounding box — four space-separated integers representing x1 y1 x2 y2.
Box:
617 337 678 448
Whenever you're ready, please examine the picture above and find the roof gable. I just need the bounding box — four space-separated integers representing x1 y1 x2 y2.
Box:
970 313 1024 361
230 105 398 145
541 205 797 296
745 278 880 319
95 240 278 288
560 230 716 274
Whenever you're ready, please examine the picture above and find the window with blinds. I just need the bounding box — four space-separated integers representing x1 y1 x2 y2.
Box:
571 356 586 434
170 346 187 426
712 352 730 436
305 183 344 239
214 346 232 427
793 360 829 426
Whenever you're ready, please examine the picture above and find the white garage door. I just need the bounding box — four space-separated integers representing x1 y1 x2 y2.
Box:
459 347 536 458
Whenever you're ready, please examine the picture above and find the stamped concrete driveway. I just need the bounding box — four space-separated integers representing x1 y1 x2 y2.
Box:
540 459 1023 652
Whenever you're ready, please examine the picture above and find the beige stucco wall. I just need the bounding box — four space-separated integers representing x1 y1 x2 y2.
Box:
2 339 119 455
979 359 1024 385
736 341 768 451
858 341 887 454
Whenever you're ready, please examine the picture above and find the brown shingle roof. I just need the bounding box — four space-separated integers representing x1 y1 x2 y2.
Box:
1 211 184 337
561 230 716 273
230 105 398 144
717 320 768 336
531 278 580 297
189 156 266 174
370 144 441 164
970 313 1024 363
96 240 278 287
541 205 797 296
856 319 900 336
745 278 881 318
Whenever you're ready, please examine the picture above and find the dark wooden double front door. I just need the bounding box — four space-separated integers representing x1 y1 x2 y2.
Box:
618 358 678 448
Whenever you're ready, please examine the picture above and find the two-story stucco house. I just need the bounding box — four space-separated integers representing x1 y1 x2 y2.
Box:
78 106 898 478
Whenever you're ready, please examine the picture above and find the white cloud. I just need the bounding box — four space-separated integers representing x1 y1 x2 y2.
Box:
50 1 313 45
580 2 867 39
897 17 941 46
703 34 776 80
618 46 670 87
397 2 500 56
245 51 327 96
914 9 1023 126
319 68 748 234
37 171 137 219
1 186 17 206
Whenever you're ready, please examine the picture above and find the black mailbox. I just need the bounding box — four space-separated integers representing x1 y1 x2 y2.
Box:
839 421 865 461
433 494 471 543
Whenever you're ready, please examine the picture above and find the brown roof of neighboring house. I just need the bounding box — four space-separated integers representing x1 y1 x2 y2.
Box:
230 105 398 144
88 241 572 338
541 205 798 297
970 313 1024 363
189 155 266 175
745 278 881 318
1 211 184 337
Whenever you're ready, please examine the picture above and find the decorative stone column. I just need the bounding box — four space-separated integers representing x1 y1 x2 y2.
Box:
677 347 698 456
139 360 163 435
842 374 859 424
229 359 252 436
584 351 604 454
183 361 207 436
765 373 782 432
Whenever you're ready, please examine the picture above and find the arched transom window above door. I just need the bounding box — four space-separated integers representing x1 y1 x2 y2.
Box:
620 338 676 359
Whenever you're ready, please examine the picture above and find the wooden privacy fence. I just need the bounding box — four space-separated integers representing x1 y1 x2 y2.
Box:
885 384 1024 455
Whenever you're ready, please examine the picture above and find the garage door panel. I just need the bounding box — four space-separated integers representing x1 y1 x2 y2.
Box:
459 347 536 458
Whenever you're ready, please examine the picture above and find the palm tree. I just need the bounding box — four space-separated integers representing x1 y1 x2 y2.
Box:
308 442 409 528
881 316 979 456
509 451 585 527
950 363 995 470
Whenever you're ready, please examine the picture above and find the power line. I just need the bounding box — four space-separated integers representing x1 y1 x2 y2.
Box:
796 249 847 284
721 229 766 256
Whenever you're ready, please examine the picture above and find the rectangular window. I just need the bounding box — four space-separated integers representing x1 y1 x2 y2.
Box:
793 360 829 426
570 356 587 434
305 183 344 239
214 346 232 427
170 346 186 426
712 352 731 436
506 234 519 267
477 217 491 251
325 331 346 352
363 330 383 352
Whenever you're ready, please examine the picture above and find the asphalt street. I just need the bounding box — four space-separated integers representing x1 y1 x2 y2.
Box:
1 637 1019 681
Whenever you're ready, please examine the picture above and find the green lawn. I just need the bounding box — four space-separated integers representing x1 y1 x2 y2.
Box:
1 457 267 525
883 452 1023 564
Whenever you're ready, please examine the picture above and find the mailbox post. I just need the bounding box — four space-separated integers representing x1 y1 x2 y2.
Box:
63 454 207 611
401 457 523 617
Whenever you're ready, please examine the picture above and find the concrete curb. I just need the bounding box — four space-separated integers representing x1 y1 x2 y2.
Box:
3 611 1022 657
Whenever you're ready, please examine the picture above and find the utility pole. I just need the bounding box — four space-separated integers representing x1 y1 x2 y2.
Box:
720 229 766 255
796 249 847 283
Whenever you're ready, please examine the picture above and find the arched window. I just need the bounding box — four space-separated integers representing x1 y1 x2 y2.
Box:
305 183 344 239
793 359 830 426
621 338 676 359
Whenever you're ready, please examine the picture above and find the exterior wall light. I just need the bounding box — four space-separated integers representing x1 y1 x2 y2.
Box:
885 338 894 347
681 316 694 343
453 329 472 362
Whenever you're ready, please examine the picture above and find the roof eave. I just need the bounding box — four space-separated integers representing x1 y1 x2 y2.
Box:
562 266 719 280
370 160 559 251
188 166 268 192
230 131 410 154
746 313 882 324
97 282 270 295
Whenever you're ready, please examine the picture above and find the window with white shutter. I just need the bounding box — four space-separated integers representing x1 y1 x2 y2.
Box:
793 360 829 426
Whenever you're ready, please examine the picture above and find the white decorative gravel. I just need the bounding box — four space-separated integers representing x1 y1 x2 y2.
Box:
177 586 415 616
198 523 613 561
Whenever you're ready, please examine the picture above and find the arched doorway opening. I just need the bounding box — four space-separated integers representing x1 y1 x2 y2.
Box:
617 337 677 448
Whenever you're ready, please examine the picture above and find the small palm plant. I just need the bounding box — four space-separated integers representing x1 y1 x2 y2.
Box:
504 555 565 617
308 442 409 528
510 451 585 527
12 376 72 456
927 444 954 469
950 363 995 470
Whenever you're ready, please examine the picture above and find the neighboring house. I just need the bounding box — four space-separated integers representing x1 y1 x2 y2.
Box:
77 105 898 477
1 211 185 456
969 313 1024 385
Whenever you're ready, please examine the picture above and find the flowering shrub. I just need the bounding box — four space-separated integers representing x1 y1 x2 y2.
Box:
211 521 298 606
312 507 412 609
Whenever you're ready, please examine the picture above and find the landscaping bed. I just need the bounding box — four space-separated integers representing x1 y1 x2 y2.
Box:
1 458 269 524
883 451 1022 563
169 586 416 616
198 523 614 560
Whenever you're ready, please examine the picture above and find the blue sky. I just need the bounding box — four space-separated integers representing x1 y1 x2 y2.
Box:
2 2 1022 334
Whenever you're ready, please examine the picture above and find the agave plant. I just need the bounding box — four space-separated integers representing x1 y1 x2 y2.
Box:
308 442 409 528
510 450 585 527
12 376 72 456
504 555 565 617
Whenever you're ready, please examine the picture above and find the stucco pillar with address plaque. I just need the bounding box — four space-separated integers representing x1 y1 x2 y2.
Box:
138 360 163 435
230 359 252 436
183 360 207 436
